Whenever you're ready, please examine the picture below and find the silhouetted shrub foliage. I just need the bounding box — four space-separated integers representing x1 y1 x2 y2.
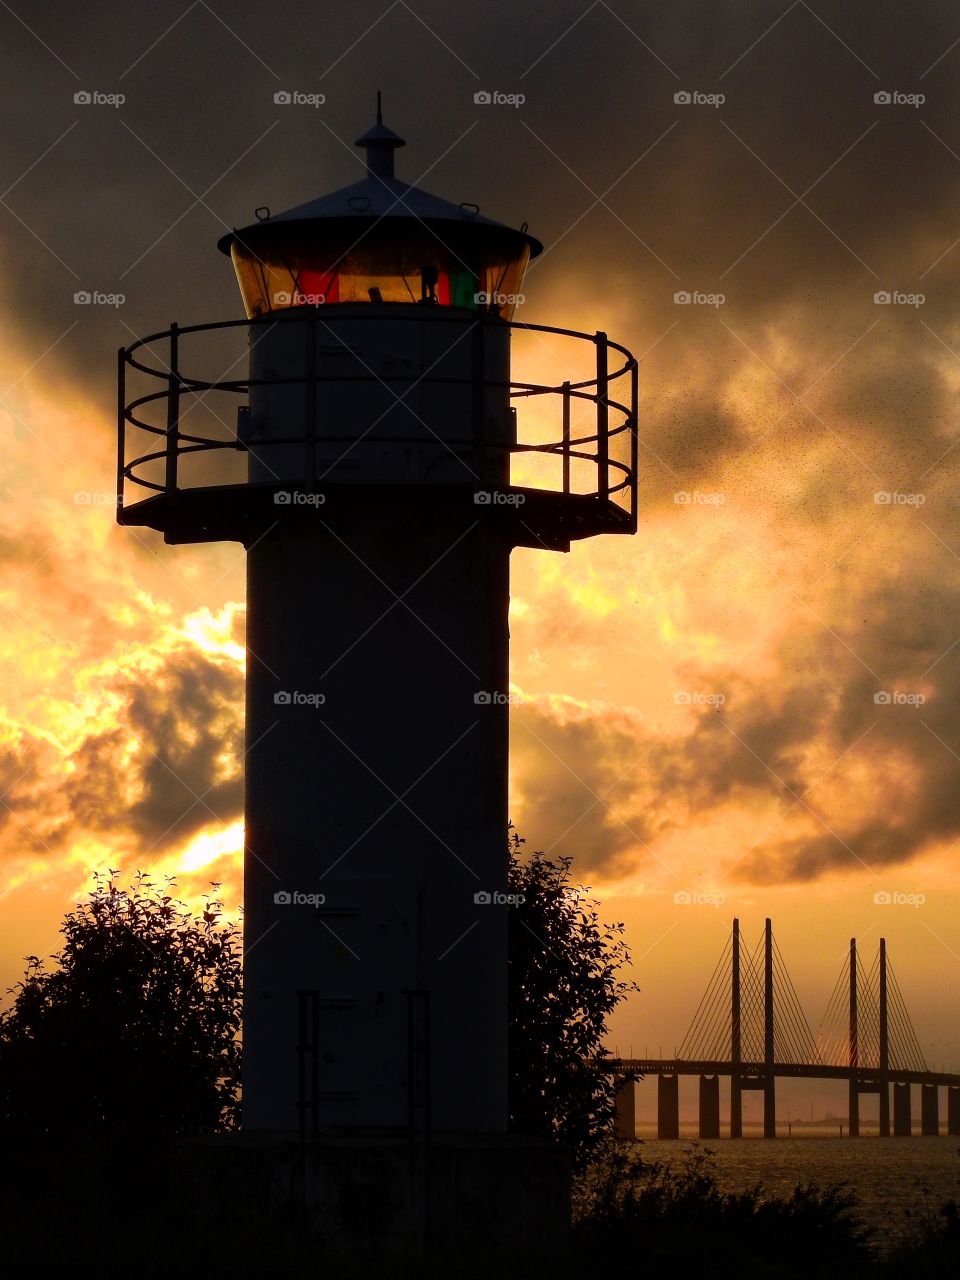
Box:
507 830 638 1168
0 870 241 1142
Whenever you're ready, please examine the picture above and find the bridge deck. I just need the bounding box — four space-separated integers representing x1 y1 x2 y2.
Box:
609 1059 960 1087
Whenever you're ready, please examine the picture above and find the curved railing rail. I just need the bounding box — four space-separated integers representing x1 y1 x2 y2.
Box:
117 309 638 531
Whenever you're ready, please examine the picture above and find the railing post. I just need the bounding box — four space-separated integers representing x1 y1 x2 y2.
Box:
117 347 126 515
306 310 317 489
472 320 486 486
630 357 639 531
561 380 571 496
165 323 180 495
595 331 609 503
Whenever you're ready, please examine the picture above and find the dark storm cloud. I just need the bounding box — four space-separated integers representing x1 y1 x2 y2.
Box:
4 0 959 418
124 650 243 844
1 643 243 862
6 1 960 886
515 558 960 883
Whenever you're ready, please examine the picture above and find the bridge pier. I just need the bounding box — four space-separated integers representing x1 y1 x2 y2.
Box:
699 1075 720 1139
763 1074 776 1139
735 1074 774 1136
848 1080 859 1137
893 1082 911 1136
730 1075 742 1138
658 1074 679 1139
613 1075 636 1139
921 1084 939 1136
949 1086 960 1136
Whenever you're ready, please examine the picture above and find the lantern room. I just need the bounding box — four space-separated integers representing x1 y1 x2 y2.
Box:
217 103 542 321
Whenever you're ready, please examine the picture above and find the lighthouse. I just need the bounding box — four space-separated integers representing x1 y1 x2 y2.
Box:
119 102 636 1239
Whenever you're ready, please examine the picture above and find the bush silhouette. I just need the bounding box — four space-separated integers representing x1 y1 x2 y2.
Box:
507 830 638 1167
0 870 241 1144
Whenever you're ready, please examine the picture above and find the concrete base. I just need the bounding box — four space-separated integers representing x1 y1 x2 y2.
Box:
893 1083 911 1136
658 1075 679 1138
921 1084 939 1136
614 1076 636 1139
699 1075 720 1139
949 1086 960 1136
171 1129 569 1262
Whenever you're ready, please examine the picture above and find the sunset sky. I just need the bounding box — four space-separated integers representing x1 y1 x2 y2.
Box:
2 1 960 1120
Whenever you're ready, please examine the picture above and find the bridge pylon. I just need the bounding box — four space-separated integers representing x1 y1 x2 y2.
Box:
611 920 955 1140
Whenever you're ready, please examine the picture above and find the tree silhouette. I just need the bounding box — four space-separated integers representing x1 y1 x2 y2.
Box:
0 870 241 1144
507 830 638 1168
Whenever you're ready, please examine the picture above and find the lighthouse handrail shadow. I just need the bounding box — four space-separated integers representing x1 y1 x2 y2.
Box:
117 306 638 550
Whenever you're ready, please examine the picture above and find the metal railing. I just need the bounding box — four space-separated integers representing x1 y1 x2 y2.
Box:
117 308 638 531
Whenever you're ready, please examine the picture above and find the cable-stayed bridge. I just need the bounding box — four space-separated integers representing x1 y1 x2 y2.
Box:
610 918 960 1138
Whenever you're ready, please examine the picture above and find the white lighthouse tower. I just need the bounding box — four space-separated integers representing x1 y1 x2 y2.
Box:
119 102 637 1247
